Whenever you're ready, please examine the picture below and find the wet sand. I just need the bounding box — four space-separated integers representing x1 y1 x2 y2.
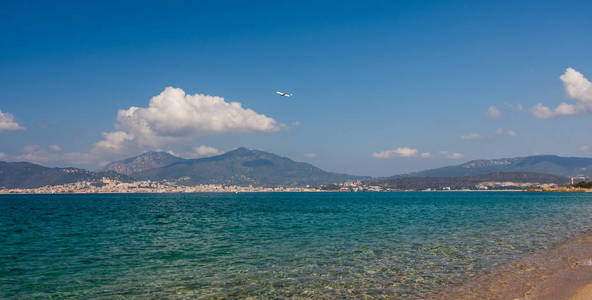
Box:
568 283 592 300
435 231 592 299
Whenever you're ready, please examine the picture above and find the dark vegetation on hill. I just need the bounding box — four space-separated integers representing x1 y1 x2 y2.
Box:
2 151 590 189
568 181 592 189
0 148 366 188
369 172 568 190
0 161 131 189
398 155 592 178
133 148 368 186
101 151 183 175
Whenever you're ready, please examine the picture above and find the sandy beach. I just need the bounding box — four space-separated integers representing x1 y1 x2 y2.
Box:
568 283 592 300
436 232 592 299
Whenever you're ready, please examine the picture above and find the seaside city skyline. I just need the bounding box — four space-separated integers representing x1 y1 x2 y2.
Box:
1 1 592 178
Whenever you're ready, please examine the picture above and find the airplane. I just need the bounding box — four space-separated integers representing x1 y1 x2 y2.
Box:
275 91 293 98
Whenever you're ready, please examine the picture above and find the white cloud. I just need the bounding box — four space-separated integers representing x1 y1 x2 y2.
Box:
0 109 24 132
531 68 592 119
372 148 463 160
530 103 554 119
1 145 105 168
554 102 578 116
562 67 592 102
372 147 419 159
166 145 223 159
495 128 517 137
93 131 135 154
73 86 281 165
279 122 301 130
578 145 591 153
6 145 66 165
439 151 464 159
49 145 62 152
192 145 223 158
460 133 482 140
304 153 317 158
486 106 501 118
459 129 516 141
420 152 432 158
92 87 279 156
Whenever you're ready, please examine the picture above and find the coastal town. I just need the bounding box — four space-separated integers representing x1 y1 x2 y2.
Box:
0 178 319 194
0 177 571 194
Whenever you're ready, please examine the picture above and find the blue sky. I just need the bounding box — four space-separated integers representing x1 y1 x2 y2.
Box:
1 0 591 176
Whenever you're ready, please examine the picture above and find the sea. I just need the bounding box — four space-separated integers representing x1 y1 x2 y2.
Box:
2 192 592 299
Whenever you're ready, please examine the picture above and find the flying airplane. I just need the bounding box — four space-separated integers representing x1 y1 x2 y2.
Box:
275 91 293 98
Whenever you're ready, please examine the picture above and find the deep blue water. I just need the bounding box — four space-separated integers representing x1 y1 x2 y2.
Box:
1 192 592 299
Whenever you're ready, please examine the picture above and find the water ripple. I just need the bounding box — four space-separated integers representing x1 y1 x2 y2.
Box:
1 192 592 298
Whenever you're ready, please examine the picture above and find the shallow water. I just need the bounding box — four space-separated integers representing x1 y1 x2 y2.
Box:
1 192 592 299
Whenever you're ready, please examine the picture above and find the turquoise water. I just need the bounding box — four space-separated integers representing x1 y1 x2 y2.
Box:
2 192 592 299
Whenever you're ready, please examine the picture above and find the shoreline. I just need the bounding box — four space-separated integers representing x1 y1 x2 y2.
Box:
0 189 532 195
436 230 592 299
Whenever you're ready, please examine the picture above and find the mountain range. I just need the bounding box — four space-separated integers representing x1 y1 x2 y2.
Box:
369 172 569 190
0 161 131 189
101 151 183 175
1 150 591 189
104 147 366 186
399 155 592 178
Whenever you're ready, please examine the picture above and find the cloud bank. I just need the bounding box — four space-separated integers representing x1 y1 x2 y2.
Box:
168 145 223 159
93 87 279 156
439 151 464 159
0 109 24 132
1 87 280 167
460 128 516 141
372 147 461 159
578 145 591 154
70 86 281 166
372 147 419 158
531 68 592 119
420 152 432 158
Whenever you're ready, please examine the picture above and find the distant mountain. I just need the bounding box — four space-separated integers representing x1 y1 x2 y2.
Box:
370 172 568 190
398 155 592 178
133 147 366 186
0 161 131 189
101 151 184 175
6 151 587 190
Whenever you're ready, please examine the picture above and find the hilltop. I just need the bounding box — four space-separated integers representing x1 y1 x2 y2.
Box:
101 151 184 175
396 155 592 178
0 161 131 189
3 152 592 190
369 172 568 190
133 147 367 186
0 148 366 189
